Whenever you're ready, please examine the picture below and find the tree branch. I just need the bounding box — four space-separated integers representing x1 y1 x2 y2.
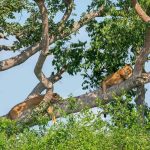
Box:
0 5 104 72
131 1 150 76
31 5 105 94
133 27 150 76
131 0 150 22
0 43 40 71
53 5 104 40
28 65 67 98
2 72 150 125
135 85 145 125
57 0 74 32
27 6 104 97
0 33 8 40
34 0 53 92
24 72 150 126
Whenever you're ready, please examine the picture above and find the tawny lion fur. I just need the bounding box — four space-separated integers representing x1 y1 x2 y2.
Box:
101 64 132 99
6 93 60 123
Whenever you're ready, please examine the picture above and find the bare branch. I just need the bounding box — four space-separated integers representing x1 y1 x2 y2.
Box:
2 72 150 125
131 0 150 22
0 43 40 71
28 65 67 98
34 0 52 91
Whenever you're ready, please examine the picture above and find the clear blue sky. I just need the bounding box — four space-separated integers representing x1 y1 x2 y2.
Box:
0 0 149 116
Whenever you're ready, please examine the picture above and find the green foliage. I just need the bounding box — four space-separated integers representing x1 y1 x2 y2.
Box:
52 40 86 75
0 0 74 49
1 0 150 149
1 93 150 149
0 118 22 136
0 0 148 88
82 0 146 89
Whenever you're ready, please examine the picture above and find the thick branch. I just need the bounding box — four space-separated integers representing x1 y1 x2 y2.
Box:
30 6 104 95
27 72 150 125
131 0 150 22
0 43 40 71
133 27 150 76
135 85 145 125
131 0 150 76
34 54 53 89
28 65 67 98
34 0 52 90
131 1 150 75
2 72 150 125
28 7 105 96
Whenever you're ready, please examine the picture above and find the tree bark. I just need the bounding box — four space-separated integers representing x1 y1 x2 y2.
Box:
2 72 150 126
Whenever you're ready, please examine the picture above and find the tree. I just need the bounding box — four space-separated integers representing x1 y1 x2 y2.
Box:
0 0 150 126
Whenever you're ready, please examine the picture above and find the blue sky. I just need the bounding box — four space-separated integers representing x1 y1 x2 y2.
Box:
0 0 149 116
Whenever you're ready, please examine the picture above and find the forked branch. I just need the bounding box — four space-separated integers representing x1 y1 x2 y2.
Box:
28 65 67 98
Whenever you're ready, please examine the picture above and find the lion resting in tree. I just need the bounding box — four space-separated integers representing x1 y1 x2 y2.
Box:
101 64 133 100
4 93 60 123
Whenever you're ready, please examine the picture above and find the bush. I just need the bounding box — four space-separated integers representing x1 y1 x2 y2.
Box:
0 94 150 150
